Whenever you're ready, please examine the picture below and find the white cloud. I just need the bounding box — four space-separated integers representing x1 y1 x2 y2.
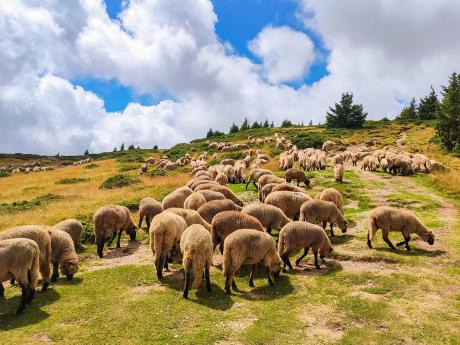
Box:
248 25 315 84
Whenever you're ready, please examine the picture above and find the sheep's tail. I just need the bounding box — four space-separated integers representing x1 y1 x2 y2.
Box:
369 217 378 241
29 247 40 290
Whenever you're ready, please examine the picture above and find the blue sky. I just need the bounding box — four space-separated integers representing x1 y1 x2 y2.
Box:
76 0 329 112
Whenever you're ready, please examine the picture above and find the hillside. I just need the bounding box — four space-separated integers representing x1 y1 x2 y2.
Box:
0 121 459 344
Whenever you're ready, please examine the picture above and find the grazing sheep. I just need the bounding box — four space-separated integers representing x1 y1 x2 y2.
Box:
246 168 273 191
223 229 282 294
180 224 213 298
319 188 344 214
278 221 333 271
265 191 311 220
138 197 164 229
139 164 148 174
196 190 226 202
162 187 194 209
333 164 344 182
197 199 242 224
222 165 237 183
368 206 435 250
47 229 80 282
271 183 305 194
194 184 243 206
0 238 40 315
165 208 211 231
258 174 284 190
0 226 51 291
362 155 379 171
186 175 211 188
52 219 83 249
220 158 235 166
211 211 264 254
234 160 247 183
196 170 212 179
379 158 389 172
284 168 310 187
242 203 291 234
149 212 187 279
215 172 228 186
184 192 207 211
260 183 279 202
190 179 218 190
299 199 348 236
389 158 413 176
332 154 344 166
92 205 138 258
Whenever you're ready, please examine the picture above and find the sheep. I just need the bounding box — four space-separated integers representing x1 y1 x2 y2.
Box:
184 192 207 211
284 168 310 187
92 204 138 258
139 164 148 174
234 160 247 183
0 226 51 291
47 229 80 282
299 199 348 236
278 221 333 271
196 170 212 179
332 154 344 166
164 208 211 231
197 199 242 224
0 238 40 315
379 157 389 172
149 212 187 279
222 229 282 294
258 174 284 191
319 188 344 214
162 187 194 209
242 202 291 234
194 184 243 206
260 183 279 202
52 219 83 249
180 224 213 299
222 165 237 183
271 183 305 194
196 190 226 202
186 175 211 188
215 172 228 186
246 168 273 191
138 197 164 229
211 211 264 254
265 191 311 220
367 206 435 250
362 155 379 171
333 164 344 182
389 158 413 176
220 158 235 166
190 179 218 191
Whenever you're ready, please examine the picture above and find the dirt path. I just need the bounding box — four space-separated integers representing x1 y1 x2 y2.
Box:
396 130 407 148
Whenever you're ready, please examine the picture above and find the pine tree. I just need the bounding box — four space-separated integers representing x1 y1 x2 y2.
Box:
206 128 214 138
270 121 274 128
240 117 250 131
113 147 118 152
418 87 440 120
120 142 125 151
83 149 89 156
263 119 269 128
229 123 239 133
153 145 158 151
309 119 313 126
251 121 261 129
128 144 135 150
436 72 460 151
399 98 418 120
281 119 293 127
326 92 367 128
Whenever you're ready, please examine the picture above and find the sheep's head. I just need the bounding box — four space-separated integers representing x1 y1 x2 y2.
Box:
61 260 80 281
338 217 348 233
320 244 334 259
126 223 138 241
422 230 435 245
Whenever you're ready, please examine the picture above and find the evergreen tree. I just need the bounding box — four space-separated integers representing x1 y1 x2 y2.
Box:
83 149 89 156
263 119 270 128
128 144 135 150
153 145 158 151
113 147 118 152
326 92 367 128
229 123 239 133
137 145 140 150
206 128 214 138
309 119 313 126
270 121 274 127
436 72 460 151
240 117 250 130
399 98 418 120
120 142 125 151
418 87 440 120
281 119 293 127
251 121 261 129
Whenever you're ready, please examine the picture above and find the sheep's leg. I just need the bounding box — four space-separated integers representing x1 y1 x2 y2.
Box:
253 182 258 191
231 279 238 291
183 272 191 299
382 231 396 250
97 239 105 258
164 258 170 272
0 282 4 298
295 247 309 266
282 252 293 271
245 180 250 190
116 230 123 248
267 225 272 235
205 267 211 292
219 243 224 255
107 232 117 246
330 223 335 237
138 215 143 229
266 267 274 286
396 234 411 251
313 249 320 270
249 265 256 287
225 272 236 294
146 217 151 231
51 262 59 282
156 256 165 279
16 284 30 315
322 221 327 230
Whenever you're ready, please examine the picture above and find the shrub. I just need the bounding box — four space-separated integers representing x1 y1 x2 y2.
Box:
84 163 99 169
208 159 220 166
77 215 95 244
269 147 284 157
56 177 90 184
148 169 167 177
292 132 325 149
119 198 141 212
222 152 246 160
116 151 145 163
0 170 11 178
118 164 139 172
0 193 63 214
100 174 140 189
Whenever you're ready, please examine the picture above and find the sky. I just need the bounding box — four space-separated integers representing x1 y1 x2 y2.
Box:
0 0 459 155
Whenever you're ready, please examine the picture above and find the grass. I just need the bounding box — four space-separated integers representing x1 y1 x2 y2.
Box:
117 164 140 172
56 177 90 184
0 193 63 214
0 170 12 177
99 174 140 189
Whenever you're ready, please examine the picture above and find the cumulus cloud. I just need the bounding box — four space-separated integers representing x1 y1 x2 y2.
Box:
248 25 315 84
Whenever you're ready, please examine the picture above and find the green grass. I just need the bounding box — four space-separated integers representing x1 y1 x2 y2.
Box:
56 177 90 184
117 164 140 172
99 174 140 189
83 163 99 169
0 193 63 214
0 170 11 177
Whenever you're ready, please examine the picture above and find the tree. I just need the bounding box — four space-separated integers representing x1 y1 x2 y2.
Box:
263 119 270 128
281 119 293 127
128 144 135 150
399 98 418 120
326 92 367 128
153 145 158 151
206 128 214 138
308 119 313 126
240 117 250 131
418 87 440 120
229 123 239 133
113 147 118 152
120 142 125 151
270 121 274 128
83 149 89 156
436 72 460 151
251 121 261 129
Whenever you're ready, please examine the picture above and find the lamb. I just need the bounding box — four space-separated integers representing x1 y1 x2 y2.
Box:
162 187 194 209
211 211 264 254
149 212 187 279
319 188 344 214
222 229 282 294
245 168 273 191
299 199 348 236
0 238 40 315
52 219 83 249
277 221 333 271
92 204 138 258
265 191 311 220
164 208 212 231
196 190 226 202
184 192 207 211
0 225 51 291
194 184 243 206
180 224 213 298
367 206 435 250
197 199 242 224
284 168 310 187
242 203 291 234
47 229 80 282
333 164 344 182
215 172 228 186
138 197 164 229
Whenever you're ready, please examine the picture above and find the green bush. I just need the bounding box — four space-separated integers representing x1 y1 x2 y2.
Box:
119 198 141 212
148 169 167 177
116 151 145 163
292 132 326 149
0 193 63 214
118 164 140 172
56 177 90 184
222 152 246 160
165 143 191 161
84 163 99 169
0 170 11 178
269 147 284 157
77 215 95 244
100 174 139 189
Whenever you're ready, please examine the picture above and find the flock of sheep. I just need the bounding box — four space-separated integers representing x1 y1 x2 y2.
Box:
1 160 58 174
0 133 440 315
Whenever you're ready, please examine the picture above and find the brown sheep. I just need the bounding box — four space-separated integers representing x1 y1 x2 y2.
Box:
333 164 344 182
197 199 242 224
52 219 83 249
196 190 226 202
242 202 291 234
162 187 194 209
164 208 212 231
299 199 348 236
246 168 273 191
138 197 164 229
284 168 310 187
47 229 80 282
265 191 311 220
319 188 344 214
194 184 243 206
184 192 207 211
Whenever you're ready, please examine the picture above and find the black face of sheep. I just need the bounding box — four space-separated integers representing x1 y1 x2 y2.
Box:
127 227 137 241
236 200 244 207
428 234 435 245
